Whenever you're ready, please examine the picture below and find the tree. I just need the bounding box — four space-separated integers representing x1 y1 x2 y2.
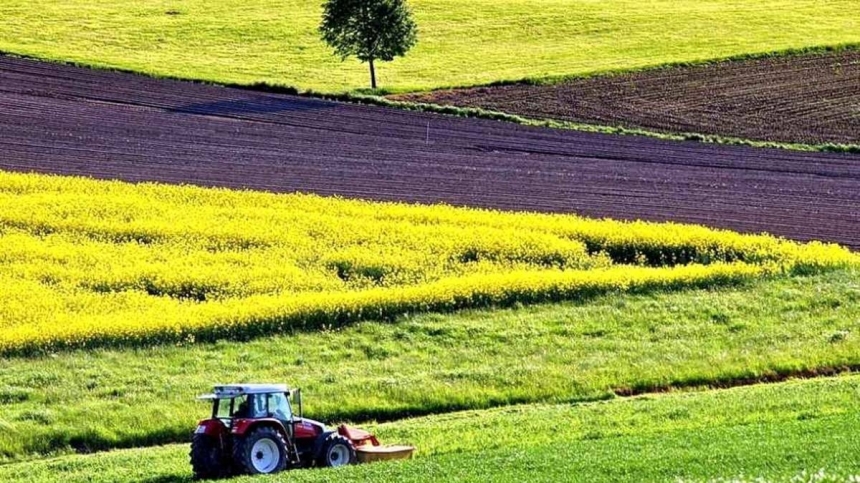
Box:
319 0 418 89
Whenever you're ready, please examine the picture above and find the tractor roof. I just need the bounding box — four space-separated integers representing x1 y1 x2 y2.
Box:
198 384 290 400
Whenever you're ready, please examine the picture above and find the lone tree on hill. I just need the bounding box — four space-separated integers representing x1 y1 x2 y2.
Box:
320 0 418 89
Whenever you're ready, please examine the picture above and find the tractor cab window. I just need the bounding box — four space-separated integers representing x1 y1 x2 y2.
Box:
251 394 268 418
232 395 252 419
215 397 233 419
268 392 292 422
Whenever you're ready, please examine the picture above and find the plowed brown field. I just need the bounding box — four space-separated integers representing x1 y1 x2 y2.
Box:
1 56 858 248
396 50 860 146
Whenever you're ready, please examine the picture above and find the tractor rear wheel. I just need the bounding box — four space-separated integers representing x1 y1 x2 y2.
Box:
232 427 289 475
190 433 230 479
317 433 356 467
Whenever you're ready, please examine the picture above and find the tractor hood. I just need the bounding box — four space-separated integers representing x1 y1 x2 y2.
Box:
293 417 326 439
295 417 326 430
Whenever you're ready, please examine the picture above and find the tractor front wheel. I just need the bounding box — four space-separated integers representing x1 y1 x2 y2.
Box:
233 427 289 475
317 433 356 467
190 433 230 479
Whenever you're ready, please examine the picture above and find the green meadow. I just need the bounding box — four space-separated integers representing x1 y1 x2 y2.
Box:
0 1 858 92
1 374 857 482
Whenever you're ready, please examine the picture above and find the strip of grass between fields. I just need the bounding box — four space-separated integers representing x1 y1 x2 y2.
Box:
1 374 857 482
336 96 860 155
3 43 858 154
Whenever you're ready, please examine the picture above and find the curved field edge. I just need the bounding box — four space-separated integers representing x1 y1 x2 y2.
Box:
0 262 766 355
399 43 860 91
3 44 859 154
1 171 856 355
1 0 858 93
388 46 860 150
337 93 860 155
0 268 857 462
1 375 858 482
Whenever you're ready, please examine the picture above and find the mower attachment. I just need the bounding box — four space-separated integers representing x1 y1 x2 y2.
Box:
338 424 415 463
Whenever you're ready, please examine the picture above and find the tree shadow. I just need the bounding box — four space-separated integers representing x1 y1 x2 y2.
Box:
169 96 335 117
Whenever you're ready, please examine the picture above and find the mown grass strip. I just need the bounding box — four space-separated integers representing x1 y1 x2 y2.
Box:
1 375 857 482
0 269 857 462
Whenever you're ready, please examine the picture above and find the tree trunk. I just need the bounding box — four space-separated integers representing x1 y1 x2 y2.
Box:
369 58 377 90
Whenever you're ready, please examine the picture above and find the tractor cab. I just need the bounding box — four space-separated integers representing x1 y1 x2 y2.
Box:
201 384 298 427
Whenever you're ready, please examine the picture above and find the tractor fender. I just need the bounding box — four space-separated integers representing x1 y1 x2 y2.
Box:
194 418 228 438
231 418 288 439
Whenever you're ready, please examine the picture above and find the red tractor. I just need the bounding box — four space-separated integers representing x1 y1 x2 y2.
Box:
190 384 413 478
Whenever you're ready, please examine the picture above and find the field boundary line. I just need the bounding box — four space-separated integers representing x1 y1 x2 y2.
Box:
2 44 859 154
385 42 860 92
317 93 860 155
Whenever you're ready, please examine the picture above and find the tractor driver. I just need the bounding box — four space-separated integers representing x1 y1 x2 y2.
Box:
233 397 251 419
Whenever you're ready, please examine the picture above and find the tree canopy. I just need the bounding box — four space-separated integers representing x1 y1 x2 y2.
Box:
320 0 418 89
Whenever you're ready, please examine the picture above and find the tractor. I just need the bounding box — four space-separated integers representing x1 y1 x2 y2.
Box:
190 384 413 478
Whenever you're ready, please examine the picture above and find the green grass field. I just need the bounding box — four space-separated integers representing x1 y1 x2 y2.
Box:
1 374 857 482
1 269 857 463
1 1 858 92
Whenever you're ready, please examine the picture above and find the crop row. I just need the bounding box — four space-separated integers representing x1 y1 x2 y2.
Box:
397 49 860 146
0 171 855 354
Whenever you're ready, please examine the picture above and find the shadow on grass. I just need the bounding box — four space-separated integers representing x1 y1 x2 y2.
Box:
141 476 193 483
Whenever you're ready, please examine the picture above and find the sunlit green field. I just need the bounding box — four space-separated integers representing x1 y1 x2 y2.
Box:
2 375 857 482
1 268 857 463
0 0 858 92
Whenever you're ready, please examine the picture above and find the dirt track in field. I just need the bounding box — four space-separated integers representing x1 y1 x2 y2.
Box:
395 50 860 146
0 56 858 249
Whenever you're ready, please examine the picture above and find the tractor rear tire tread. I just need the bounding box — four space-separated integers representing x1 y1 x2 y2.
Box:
190 433 230 480
232 426 289 475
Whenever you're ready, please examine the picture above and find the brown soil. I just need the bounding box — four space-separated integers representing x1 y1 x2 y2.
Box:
395 50 860 145
1 56 858 249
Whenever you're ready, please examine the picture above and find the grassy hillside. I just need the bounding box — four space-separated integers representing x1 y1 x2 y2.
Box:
0 1 858 92
0 268 857 462
1 375 857 482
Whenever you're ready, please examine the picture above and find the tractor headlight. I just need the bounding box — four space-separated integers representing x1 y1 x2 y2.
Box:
194 425 206 434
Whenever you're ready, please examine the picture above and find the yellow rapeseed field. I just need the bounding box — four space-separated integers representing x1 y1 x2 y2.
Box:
0 171 855 355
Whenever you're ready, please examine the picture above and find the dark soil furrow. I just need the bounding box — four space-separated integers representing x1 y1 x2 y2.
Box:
0 55 858 249
397 50 860 145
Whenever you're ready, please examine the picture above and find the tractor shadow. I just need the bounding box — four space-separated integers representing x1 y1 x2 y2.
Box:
141 476 194 483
